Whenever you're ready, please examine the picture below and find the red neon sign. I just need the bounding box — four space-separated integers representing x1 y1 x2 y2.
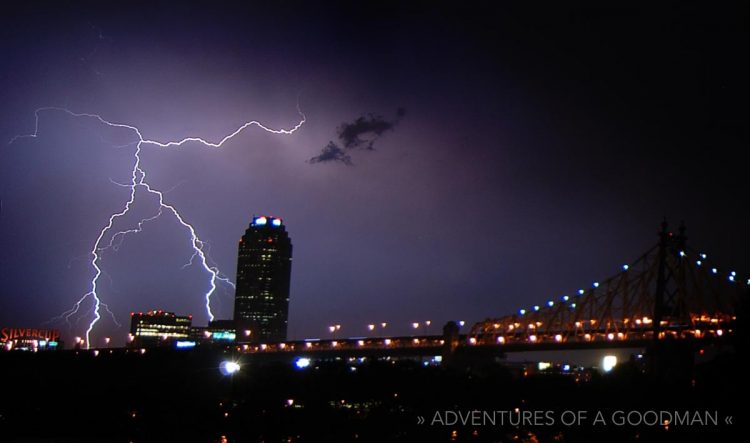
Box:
1 327 61 342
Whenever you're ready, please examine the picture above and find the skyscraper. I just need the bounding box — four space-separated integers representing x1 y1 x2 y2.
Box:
234 216 293 342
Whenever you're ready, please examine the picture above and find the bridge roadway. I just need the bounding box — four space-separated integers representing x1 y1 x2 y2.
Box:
230 331 726 362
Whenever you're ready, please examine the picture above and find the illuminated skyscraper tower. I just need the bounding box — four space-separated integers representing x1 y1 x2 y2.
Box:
234 216 293 342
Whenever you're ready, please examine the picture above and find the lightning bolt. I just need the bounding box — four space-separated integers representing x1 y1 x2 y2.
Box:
12 105 305 348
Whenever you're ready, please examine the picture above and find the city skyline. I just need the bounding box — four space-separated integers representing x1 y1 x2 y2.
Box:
1 1 747 347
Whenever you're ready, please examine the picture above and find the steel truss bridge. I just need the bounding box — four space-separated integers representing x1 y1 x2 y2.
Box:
469 221 743 348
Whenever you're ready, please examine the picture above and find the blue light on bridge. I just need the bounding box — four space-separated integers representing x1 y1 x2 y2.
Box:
730 271 736 276
562 295 569 302
519 309 526 315
679 251 686 257
533 305 540 312
711 268 718 274
729 276 735 282
622 264 629 271
295 357 311 369
696 260 702 266
570 303 577 308
547 301 554 307
578 289 585 295
593 282 600 288
700 253 707 260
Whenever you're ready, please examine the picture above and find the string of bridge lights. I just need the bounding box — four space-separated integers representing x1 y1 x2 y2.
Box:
515 250 747 318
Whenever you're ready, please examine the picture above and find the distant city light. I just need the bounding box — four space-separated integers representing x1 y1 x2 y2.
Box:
700 253 707 260
212 331 236 341
562 295 569 302
295 358 311 369
220 361 241 375
711 268 718 274
602 355 617 372
254 216 267 226
272 218 282 227
622 264 629 271
696 260 702 266
679 251 686 257
519 309 526 315
593 282 599 288
538 362 551 371
176 341 196 348
459 321 465 327
562 364 571 371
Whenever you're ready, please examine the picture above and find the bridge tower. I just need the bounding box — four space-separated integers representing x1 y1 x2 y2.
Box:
653 219 688 341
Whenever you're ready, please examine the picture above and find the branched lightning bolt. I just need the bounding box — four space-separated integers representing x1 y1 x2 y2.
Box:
12 105 305 348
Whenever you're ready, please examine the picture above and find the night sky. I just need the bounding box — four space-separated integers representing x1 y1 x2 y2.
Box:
1 1 746 346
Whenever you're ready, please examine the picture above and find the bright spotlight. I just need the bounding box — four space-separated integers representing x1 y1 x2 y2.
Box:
220 360 241 375
295 357 311 369
602 355 617 373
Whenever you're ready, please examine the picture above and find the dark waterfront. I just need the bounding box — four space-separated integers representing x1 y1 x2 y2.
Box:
0 343 742 442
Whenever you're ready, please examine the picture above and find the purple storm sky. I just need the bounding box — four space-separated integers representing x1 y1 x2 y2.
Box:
1 1 746 346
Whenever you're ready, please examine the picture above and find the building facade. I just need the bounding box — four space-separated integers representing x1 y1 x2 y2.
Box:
190 319 237 345
129 310 192 347
234 215 293 343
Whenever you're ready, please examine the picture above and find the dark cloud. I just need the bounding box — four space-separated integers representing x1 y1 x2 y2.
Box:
308 141 352 166
309 108 404 165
